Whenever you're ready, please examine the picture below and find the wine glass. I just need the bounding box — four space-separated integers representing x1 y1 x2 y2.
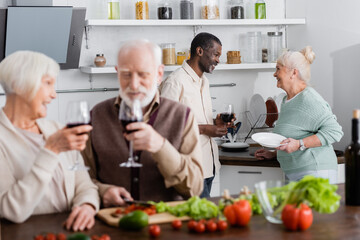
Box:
118 99 143 168
220 103 234 123
66 100 91 171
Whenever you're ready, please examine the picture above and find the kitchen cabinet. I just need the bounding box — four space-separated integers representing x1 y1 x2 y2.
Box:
219 165 284 195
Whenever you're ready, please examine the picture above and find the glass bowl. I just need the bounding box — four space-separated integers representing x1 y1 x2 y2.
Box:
254 180 288 224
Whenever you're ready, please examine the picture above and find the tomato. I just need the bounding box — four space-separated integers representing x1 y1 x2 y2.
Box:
281 203 313 231
34 235 45 240
45 233 56 240
187 220 197 231
149 225 161 237
91 236 99 240
56 233 66 240
172 219 182 230
99 234 111 240
223 200 252 227
217 220 228 231
195 222 205 233
206 220 217 232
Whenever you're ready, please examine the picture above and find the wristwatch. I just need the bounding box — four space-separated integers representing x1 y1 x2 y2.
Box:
299 139 306 151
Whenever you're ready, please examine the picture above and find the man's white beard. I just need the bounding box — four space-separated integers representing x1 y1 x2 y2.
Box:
119 78 158 108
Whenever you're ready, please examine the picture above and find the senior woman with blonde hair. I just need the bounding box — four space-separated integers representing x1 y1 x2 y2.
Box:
255 46 343 183
0 51 99 231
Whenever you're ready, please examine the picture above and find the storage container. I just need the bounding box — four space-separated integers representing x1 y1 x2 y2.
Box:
245 32 262 63
201 0 220 19
255 0 266 19
180 0 194 19
107 0 120 19
229 0 244 19
94 54 106 67
135 0 149 20
267 32 283 62
158 0 172 19
177 52 187 65
161 43 176 65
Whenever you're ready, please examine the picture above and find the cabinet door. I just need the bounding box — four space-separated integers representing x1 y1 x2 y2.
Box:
220 166 284 195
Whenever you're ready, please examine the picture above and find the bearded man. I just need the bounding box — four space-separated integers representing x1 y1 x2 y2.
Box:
82 39 203 206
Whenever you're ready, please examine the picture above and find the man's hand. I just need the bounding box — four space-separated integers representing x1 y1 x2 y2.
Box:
64 204 96 231
124 122 165 153
254 149 277 160
103 186 133 207
215 113 236 128
199 124 227 137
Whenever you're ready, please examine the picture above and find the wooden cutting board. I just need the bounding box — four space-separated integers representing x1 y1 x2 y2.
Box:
96 201 190 227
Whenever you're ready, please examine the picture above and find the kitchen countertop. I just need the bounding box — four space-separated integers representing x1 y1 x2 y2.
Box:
1 184 359 240
219 146 345 167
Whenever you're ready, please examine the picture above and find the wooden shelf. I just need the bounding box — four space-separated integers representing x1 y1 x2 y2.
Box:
86 19 306 27
80 63 276 74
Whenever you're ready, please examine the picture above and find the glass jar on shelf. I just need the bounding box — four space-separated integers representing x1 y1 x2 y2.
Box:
229 0 244 19
255 0 266 19
135 0 149 20
158 0 172 19
94 54 106 67
177 52 187 65
107 0 120 19
180 0 194 19
161 43 176 65
201 0 220 20
267 32 283 62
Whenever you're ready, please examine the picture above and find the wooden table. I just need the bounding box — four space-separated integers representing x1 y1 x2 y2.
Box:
2 184 360 240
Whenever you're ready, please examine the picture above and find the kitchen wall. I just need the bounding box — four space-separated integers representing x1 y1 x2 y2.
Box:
286 0 360 151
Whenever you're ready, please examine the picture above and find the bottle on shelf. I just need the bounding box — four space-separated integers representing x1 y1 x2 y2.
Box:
201 0 220 20
229 0 244 19
255 0 266 19
107 0 120 19
135 0 149 20
245 0 255 19
180 0 194 19
158 0 172 19
345 109 360 206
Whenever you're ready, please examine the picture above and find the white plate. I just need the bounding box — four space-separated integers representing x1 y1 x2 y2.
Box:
249 94 266 128
275 92 286 113
251 132 286 148
221 142 250 149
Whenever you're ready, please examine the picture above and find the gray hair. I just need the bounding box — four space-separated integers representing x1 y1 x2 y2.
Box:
0 50 59 99
117 39 162 67
277 46 315 84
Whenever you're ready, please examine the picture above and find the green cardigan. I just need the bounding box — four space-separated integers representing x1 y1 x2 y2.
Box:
273 87 343 175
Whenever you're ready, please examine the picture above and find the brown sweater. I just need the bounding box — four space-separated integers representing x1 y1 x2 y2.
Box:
89 96 195 201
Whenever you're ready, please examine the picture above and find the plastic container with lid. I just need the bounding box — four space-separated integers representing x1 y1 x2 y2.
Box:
107 0 120 19
201 0 220 19
161 43 176 65
267 32 283 62
158 1 172 19
135 0 149 20
245 32 262 63
180 0 194 19
177 52 187 65
229 0 244 19
94 54 106 67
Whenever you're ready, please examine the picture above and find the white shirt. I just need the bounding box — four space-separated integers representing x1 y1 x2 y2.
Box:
159 61 220 178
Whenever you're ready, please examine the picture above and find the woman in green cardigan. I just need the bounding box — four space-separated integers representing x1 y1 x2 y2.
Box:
255 46 343 183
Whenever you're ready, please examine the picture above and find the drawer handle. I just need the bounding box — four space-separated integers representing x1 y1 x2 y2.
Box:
237 171 262 174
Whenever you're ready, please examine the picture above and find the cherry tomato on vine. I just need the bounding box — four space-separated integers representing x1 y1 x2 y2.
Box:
206 220 217 232
187 220 197 231
217 220 228 231
195 222 205 233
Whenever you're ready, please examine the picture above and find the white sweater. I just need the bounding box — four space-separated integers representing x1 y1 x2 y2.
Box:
0 110 99 223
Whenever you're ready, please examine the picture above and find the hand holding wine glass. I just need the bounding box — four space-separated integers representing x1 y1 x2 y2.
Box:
65 100 91 171
220 103 235 124
119 99 143 168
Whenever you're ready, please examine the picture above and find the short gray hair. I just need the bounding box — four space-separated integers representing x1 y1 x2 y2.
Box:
117 39 162 67
277 46 315 84
0 50 59 99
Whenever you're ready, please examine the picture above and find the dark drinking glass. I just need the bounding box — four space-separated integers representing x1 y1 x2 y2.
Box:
65 100 90 171
345 109 360 205
220 104 234 123
220 113 235 123
118 99 143 168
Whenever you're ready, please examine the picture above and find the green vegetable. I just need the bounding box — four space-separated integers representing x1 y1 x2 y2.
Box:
67 233 90 240
119 210 149 230
273 175 341 215
155 196 219 220
149 201 168 213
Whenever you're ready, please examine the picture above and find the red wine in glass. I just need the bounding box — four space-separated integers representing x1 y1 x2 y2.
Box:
220 113 235 123
121 119 140 134
67 122 88 128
